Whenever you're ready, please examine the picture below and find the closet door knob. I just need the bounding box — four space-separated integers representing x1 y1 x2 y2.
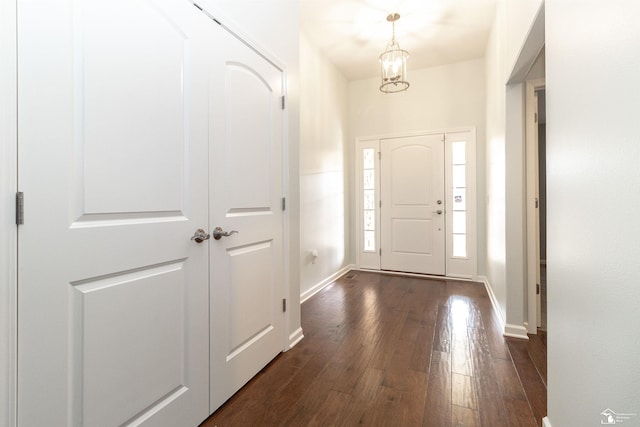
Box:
213 227 239 240
191 228 211 243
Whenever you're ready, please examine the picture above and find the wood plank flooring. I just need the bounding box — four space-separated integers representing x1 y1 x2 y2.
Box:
201 271 546 427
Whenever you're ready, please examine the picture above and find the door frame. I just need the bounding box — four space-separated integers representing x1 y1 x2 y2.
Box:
526 78 545 334
355 127 477 279
1 0 17 424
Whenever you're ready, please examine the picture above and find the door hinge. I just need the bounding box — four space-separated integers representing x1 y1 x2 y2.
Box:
534 112 538 123
535 197 539 208
282 197 286 211
379 248 382 256
16 192 24 225
282 298 287 312
536 283 540 295
379 200 382 208
378 151 381 160
281 96 285 110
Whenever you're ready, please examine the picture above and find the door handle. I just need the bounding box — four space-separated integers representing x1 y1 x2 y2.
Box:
433 209 443 215
213 227 239 240
191 228 211 243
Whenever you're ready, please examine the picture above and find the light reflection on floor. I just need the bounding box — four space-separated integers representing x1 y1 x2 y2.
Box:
450 297 471 333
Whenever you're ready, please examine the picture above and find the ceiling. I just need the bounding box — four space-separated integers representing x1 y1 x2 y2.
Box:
300 0 498 81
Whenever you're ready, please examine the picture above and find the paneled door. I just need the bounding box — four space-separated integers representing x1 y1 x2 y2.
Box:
381 134 445 274
207 25 285 412
17 0 213 425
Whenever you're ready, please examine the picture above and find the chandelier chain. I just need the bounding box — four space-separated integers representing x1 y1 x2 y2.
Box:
391 20 396 45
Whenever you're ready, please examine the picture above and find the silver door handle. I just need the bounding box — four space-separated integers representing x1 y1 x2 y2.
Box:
213 227 239 240
433 209 443 215
191 228 210 243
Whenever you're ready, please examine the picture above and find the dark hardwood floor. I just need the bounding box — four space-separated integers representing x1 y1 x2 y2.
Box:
201 271 547 426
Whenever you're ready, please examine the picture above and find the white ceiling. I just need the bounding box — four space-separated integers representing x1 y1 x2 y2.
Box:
300 0 498 81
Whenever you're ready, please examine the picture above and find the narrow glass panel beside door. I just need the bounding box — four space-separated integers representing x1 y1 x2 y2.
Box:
451 141 467 258
363 148 376 253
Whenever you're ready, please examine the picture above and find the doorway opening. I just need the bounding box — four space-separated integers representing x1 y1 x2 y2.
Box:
526 78 546 334
537 88 547 330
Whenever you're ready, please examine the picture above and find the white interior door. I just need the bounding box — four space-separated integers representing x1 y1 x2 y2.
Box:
381 134 445 275
208 26 285 413
17 1 212 425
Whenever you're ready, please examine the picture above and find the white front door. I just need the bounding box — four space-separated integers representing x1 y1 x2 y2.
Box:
17 0 212 425
380 134 445 275
208 27 285 412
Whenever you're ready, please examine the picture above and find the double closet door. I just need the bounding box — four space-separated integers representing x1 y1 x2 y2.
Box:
17 0 284 425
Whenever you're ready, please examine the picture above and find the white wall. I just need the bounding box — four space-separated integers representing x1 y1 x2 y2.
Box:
546 2 640 425
299 34 350 299
484 0 542 327
348 58 487 274
196 0 302 343
0 0 17 424
484 10 507 322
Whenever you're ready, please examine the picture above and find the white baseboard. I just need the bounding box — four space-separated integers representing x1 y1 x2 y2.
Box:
288 327 304 350
542 416 552 427
478 275 529 340
504 323 529 340
300 264 354 303
477 275 506 331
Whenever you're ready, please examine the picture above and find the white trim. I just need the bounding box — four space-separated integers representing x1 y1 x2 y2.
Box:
356 126 477 143
504 324 529 340
355 138 381 270
189 1 287 74
478 275 506 331
0 0 17 424
287 327 304 350
480 276 531 340
300 264 354 303
280 64 293 354
542 416 552 427
445 129 478 278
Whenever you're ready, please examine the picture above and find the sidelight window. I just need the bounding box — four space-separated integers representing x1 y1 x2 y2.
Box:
363 148 376 252
451 141 467 258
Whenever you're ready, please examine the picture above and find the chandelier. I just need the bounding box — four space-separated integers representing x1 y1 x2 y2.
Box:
379 13 410 93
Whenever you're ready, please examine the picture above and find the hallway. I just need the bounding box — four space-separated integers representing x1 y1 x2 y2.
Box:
202 272 546 426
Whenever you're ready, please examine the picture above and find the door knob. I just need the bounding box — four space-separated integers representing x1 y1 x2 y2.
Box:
213 227 239 240
191 228 210 243
433 209 443 215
